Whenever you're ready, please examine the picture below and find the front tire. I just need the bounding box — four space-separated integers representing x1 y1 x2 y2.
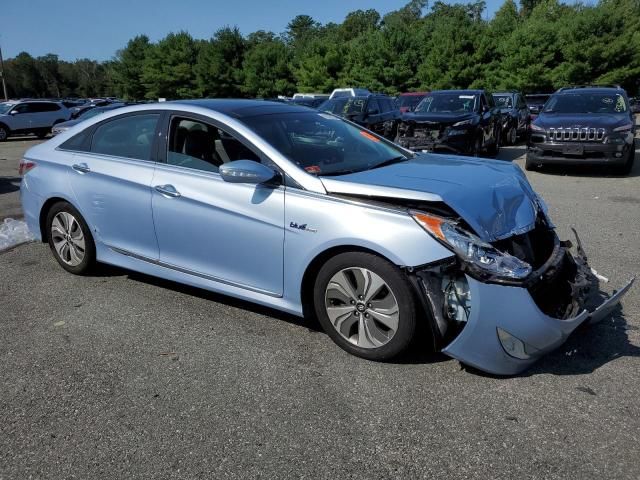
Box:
612 146 635 176
313 252 417 361
46 201 96 275
0 124 9 142
524 152 539 171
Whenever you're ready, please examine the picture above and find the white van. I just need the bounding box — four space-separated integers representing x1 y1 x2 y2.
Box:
329 88 371 99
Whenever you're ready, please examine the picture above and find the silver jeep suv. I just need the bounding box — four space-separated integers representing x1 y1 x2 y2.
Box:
0 100 70 141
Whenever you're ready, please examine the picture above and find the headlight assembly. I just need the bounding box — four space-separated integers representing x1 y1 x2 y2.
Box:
412 212 532 280
452 119 473 127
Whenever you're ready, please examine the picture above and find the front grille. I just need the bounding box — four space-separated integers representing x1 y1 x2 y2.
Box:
547 127 605 142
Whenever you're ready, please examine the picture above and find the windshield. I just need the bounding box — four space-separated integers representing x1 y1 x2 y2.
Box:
493 95 513 108
543 93 628 114
415 94 478 113
0 103 17 115
319 97 368 116
398 95 427 110
241 111 410 176
525 95 550 106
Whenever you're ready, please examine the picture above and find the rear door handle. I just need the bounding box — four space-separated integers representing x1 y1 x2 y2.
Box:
154 184 181 198
72 163 90 174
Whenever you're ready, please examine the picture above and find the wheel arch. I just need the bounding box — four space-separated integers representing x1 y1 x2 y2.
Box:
39 196 74 242
299 244 437 350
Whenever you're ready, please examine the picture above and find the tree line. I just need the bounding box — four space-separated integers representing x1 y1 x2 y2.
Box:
3 0 639 101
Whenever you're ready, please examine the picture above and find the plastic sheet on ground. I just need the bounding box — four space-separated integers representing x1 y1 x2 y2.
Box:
0 218 35 251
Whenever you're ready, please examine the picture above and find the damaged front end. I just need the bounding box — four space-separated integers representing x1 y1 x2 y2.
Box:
396 121 474 154
407 212 634 375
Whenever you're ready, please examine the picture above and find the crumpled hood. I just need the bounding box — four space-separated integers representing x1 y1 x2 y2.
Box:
401 112 475 125
321 154 543 242
535 112 627 130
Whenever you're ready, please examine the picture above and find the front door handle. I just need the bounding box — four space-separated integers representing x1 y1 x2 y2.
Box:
154 184 181 198
72 163 90 174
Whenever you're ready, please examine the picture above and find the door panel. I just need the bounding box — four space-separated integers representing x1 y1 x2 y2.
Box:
151 165 285 295
68 153 159 259
8 104 32 130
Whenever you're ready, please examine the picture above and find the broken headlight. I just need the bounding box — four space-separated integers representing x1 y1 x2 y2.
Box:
412 212 532 280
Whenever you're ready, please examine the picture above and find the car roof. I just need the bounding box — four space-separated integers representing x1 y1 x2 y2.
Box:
430 89 484 95
556 87 624 95
399 92 428 96
172 99 308 118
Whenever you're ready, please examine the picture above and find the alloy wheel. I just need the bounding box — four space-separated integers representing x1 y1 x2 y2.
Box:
0 127 7 141
50 211 86 266
509 127 517 145
324 267 399 348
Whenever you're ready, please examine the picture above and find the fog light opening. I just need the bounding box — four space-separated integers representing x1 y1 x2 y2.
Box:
497 328 534 360
442 275 470 323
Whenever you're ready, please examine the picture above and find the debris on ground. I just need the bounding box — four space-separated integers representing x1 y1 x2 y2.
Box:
0 218 35 251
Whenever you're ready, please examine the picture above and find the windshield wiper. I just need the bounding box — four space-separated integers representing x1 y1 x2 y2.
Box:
370 156 409 170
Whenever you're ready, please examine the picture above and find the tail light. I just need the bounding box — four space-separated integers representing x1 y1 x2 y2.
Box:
18 159 36 176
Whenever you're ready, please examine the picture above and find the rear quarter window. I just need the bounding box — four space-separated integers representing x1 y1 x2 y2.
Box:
90 114 160 161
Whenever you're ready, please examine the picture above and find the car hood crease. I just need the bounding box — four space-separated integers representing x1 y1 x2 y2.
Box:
321 154 542 242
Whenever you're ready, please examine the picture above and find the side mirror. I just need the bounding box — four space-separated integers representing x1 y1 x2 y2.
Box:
219 160 276 185
9 110 19 115
530 106 540 114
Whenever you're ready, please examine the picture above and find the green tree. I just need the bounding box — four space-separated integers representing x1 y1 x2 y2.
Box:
110 35 152 100
141 32 200 100
195 27 246 97
242 32 295 97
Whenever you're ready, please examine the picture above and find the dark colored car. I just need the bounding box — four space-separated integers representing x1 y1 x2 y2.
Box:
69 99 114 119
526 86 636 174
493 91 530 145
630 97 640 114
525 94 551 121
51 103 129 135
396 92 429 113
318 94 400 139
396 90 501 156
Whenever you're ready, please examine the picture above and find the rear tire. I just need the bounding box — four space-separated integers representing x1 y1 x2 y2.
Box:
313 252 417 361
45 201 96 275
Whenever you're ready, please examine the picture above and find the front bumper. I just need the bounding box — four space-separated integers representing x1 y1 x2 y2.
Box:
429 234 634 375
527 139 633 166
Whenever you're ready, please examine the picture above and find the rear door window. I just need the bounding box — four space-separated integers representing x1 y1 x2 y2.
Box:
91 114 159 161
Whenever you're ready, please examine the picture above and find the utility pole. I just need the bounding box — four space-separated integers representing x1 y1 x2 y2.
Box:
0 43 8 101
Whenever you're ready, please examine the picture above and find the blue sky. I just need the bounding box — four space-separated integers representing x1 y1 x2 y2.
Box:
2 0 504 61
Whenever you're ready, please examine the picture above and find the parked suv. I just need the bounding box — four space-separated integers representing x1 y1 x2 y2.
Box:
524 94 551 121
526 86 636 174
318 94 400 139
493 91 530 145
0 100 70 141
396 90 501 156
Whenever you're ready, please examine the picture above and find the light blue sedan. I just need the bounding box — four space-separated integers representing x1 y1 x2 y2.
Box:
19 100 634 375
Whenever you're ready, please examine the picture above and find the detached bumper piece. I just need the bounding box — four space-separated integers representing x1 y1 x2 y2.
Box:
438 231 634 375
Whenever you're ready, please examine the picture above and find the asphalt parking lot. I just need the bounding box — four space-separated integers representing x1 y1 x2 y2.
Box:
1 136 639 479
